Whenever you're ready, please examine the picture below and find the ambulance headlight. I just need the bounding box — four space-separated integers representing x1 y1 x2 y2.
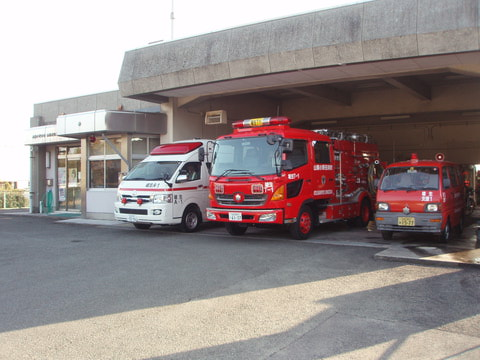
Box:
425 203 440 212
377 202 390 211
259 213 277 222
151 194 173 204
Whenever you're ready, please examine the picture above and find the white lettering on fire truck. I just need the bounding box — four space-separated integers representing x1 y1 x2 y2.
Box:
314 164 333 171
314 190 333 196
421 191 433 202
265 182 274 192
288 173 300 180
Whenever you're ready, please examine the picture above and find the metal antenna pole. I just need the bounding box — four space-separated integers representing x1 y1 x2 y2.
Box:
170 0 175 40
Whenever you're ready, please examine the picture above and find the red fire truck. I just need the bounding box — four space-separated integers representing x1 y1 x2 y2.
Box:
375 153 466 241
205 117 382 239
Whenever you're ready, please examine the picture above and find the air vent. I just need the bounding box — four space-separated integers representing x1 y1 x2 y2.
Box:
205 110 227 125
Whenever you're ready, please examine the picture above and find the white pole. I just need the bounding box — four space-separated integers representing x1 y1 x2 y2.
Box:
170 0 175 40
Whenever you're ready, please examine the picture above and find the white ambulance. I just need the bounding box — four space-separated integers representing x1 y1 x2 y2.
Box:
114 139 214 232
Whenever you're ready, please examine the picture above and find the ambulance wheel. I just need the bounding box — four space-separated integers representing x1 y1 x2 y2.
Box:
180 205 202 232
225 223 248 235
440 219 451 242
289 205 313 240
134 223 151 230
381 231 393 240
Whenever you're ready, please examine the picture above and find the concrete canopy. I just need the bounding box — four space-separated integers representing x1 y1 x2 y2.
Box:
118 0 480 109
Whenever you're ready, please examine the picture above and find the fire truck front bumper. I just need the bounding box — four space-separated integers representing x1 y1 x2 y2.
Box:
375 212 443 233
206 208 285 224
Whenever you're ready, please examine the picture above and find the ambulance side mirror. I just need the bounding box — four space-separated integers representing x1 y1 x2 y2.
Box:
176 174 188 183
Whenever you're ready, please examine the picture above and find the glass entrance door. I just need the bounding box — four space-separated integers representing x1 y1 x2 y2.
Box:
57 146 81 211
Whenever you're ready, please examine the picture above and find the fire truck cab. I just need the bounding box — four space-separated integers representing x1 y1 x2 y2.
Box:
375 153 466 241
206 117 381 239
114 139 214 232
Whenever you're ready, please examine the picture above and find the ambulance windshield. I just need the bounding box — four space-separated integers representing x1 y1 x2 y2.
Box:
212 137 281 176
380 166 439 191
124 161 180 181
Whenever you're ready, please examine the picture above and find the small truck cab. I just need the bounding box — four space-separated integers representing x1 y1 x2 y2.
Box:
375 153 465 241
114 139 213 232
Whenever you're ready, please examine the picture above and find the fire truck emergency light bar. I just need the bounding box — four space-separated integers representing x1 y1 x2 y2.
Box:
232 116 291 128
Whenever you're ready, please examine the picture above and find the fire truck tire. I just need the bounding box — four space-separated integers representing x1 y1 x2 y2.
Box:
134 223 151 230
289 205 313 240
354 198 372 227
440 219 451 242
381 230 393 240
225 222 248 235
180 205 202 232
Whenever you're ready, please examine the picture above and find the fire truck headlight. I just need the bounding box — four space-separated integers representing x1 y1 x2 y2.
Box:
206 210 216 220
259 213 277 222
151 194 173 204
425 203 440 212
377 202 390 211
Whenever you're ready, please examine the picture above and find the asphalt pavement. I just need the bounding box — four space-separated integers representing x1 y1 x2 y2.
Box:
1 209 479 359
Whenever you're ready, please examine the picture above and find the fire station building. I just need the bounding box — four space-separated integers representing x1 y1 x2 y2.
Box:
27 0 480 219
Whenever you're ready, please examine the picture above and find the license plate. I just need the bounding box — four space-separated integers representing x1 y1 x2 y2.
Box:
128 215 138 222
398 217 415 226
228 212 242 221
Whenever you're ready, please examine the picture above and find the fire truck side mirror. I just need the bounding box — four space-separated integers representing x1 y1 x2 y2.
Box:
280 138 293 153
281 159 293 171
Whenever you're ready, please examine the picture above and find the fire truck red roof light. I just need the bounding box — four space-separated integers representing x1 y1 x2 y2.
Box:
232 117 291 128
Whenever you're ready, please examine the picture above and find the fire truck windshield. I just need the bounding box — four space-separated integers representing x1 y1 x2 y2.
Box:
124 161 181 181
380 166 439 191
212 137 281 177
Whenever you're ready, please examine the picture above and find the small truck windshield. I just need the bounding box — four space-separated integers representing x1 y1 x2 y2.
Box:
380 166 439 191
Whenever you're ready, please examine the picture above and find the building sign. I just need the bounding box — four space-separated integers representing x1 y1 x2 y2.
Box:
25 125 77 145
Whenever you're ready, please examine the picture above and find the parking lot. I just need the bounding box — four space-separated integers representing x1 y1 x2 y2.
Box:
1 210 479 359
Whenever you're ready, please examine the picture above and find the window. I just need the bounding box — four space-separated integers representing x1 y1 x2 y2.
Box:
286 140 308 169
88 137 122 189
131 136 161 168
314 141 330 163
177 162 201 182
442 167 450 189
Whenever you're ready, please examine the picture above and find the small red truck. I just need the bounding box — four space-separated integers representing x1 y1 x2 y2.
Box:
205 116 381 239
375 153 466 241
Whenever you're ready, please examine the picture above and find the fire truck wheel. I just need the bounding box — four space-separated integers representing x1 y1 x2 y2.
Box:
357 199 372 227
225 222 248 235
180 205 202 232
289 205 313 240
134 223 151 230
381 231 393 240
440 219 451 242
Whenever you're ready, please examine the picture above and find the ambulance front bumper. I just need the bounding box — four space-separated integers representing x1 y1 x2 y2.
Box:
114 203 178 225
375 212 443 233
206 207 285 224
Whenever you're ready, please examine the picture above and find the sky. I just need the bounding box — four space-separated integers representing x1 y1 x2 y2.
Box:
0 0 367 184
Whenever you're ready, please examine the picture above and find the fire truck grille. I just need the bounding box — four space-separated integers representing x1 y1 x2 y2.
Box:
216 194 267 206
119 208 148 215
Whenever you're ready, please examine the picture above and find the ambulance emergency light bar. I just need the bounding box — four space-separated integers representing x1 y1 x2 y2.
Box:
232 116 291 128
